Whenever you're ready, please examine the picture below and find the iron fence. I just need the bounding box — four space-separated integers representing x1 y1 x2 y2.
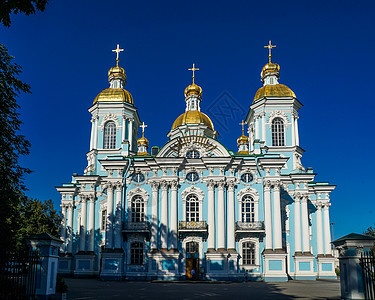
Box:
360 250 375 300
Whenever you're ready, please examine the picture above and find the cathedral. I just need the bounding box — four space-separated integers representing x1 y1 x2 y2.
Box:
57 42 336 281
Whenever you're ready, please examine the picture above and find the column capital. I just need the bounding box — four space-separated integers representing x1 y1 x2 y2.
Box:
170 180 178 190
315 201 323 209
207 179 215 190
264 180 272 191
161 180 169 191
227 180 236 191
323 202 331 209
150 181 160 191
301 194 309 203
273 180 281 190
88 194 95 202
217 180 225 190
104 182 114 191
115 181 123 189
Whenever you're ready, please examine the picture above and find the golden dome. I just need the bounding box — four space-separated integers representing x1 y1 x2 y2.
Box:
237 134 249 144
93 88 134 104
184 83 202 97
137 136 149 146
261 62 280 77
172 110 214 130
108 66 126 78
253 84 296 103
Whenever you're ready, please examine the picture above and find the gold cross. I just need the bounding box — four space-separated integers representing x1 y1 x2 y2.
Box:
264 40 276 63
139 122 147 137
239 120 246 135
112 44 124 67
188 63 199 84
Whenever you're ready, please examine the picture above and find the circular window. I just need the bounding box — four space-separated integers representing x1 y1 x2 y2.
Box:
241 173 254 183
186 172 200 182
186 150 200 159
132 173 145 183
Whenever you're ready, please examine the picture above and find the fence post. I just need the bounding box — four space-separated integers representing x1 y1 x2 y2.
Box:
26 233 63 299
332 233 375 300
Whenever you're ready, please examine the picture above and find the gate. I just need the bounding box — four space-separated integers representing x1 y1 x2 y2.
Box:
0 248 40 300
360 250 375 300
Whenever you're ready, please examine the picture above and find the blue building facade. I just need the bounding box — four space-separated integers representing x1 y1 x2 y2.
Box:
57 44 336 281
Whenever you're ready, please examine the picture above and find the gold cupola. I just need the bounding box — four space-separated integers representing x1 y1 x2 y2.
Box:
137 122 149 155
253 40 296 103
93 44 134 105
184 82 202 97
237 120 249 154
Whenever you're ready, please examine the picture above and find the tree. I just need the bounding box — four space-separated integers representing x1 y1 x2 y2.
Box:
0 0 49 27
364 224 375 237
0 44 32 249
15 197 61 249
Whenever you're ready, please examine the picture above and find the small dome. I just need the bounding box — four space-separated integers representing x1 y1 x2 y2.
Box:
137 136 149 146
184 83 202 97
253 84 296 103
261 62 280 75
172 110 214 130
237 134 249 144
93 88 134 104
108 66 126 78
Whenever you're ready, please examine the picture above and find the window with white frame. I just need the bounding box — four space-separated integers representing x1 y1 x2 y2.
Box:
242 241 255 265
130 241 143 265
103 121 116 149
241 195 255 223
186 194 199 221
101 209 107 230
131 195 144 223
186 241 199 254
271 117 285 146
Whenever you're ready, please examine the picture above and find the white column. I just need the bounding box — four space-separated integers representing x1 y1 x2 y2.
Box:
67 204 73 253
295 117 299 146
114 183 123 249
291 114 295 146
170 180 178 250
93 116 98 149
316 202 324 255
261 113 266 143
207 180 215 251
79 196 87 252
264 181 273 250
88 195 95 252
160 181 169 250
227 181 235 251
294 195 302 253
301 195 310 253
121 116 126 143
150 182 159 250
217 181 226 251
255 117 259 140
128 118 133 152
105 184 114 249
323 203 332 255
273 182 283 250
61 205 67 251
90 118 94 150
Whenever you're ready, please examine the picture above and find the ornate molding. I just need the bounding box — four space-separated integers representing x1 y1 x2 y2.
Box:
237 186 260 203
127 187 149 202
267 110 290 124
99 113 120 131
181 186 204 202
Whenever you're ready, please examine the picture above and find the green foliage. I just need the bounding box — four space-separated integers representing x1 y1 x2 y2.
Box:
0 0 49 27
364 224 375 237
15 197 62 249
0 44 31 249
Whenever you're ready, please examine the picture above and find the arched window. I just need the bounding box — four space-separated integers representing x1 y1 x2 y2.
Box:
186 194 199 222
186 241 199 254
130 241 143 265
103 121 116 149
241 195 255 223
242 241 255 265
271 118 285 146
131 195 144 223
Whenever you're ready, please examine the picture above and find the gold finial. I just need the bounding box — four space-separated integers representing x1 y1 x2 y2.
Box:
264 40 276 63
112 44 124 67
139 122 147 137
188 63 200 84
239 120 246 135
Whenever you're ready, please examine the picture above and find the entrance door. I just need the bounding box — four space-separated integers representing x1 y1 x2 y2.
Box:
185 241 199 280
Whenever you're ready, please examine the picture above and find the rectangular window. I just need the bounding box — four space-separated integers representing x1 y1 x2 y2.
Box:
101 209 107 230
242 242 255 265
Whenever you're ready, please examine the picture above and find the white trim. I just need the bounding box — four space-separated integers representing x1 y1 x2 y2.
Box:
181 186 204 221
237 187 260 221
127 187 149 222
238 237 260 270
182 236 203 274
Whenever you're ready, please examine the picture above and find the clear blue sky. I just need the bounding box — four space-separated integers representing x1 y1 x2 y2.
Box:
1 0 374 240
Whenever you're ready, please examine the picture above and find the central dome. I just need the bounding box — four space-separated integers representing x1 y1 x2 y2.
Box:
253 84 296 103
93 88 134 104
172 110 214 130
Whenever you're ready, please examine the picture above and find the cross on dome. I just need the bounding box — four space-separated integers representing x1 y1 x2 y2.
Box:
188 63 200 84
112 44 124 67
264 40 276 63
139 122 147 137
239 120 246 135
